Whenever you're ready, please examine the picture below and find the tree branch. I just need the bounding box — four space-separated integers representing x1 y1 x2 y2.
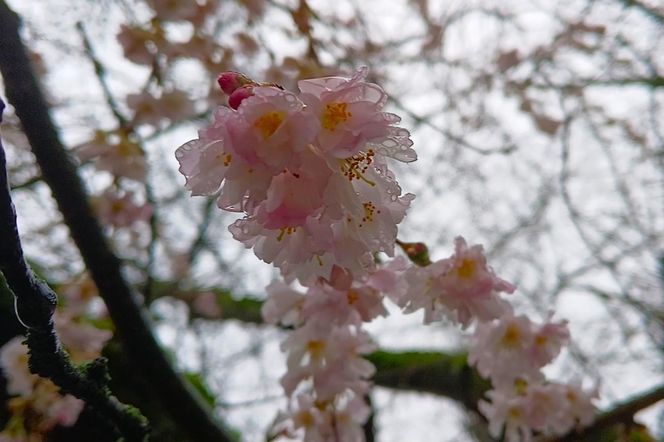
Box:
368 350 490 413
0 2 236 441
0 98 148 440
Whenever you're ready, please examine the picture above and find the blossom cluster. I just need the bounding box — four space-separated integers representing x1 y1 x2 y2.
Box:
176 69 597 441
398 236 516 327
471 313 596 441
176 67 416 285
176 68 416 440
262 272 385 440
396 237 597 441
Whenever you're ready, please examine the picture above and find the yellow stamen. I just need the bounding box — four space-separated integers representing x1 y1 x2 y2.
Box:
307 340 326 359
254 111 285 139
501 323 521 347
321 102 352 131
457 258 476 279
110 200 125 214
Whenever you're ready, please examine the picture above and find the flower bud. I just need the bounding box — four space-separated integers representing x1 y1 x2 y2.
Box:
228 85 255 109
397 240 431 266
217 71 253 95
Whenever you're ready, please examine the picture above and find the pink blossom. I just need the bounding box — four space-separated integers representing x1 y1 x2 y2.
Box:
304 283 388 327
338 164 415 257
311 357 373 402
469 312 540 387
227 87 317 171
530 318 570 368
440 237 516 299
77 131 146 181
0 338 34 396
402 236 515 327
31 382 84 431
279 319 375 399
230 212 336 281
469 313 573 386
333 394 371 442
270 393 331 442
175 107 273 211
93 189 152 228
298 67 417 162
525 383 573 434
479 381 596 440
253 152 331 230
557 382 597 430
262 281 304 326
175 69 417 440
479 388 533 442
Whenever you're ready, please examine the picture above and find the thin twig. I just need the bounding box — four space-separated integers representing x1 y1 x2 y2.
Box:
76 22 130 130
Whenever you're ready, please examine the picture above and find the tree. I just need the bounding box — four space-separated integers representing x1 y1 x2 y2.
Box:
0 0 662 440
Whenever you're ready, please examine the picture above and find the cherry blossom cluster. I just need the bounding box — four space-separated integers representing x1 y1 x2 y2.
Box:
395 237 597 441
471 313 596 441
397 237 516 327
176 67 416 284
261 262 406 440
175 69 597 441
176 68 415 440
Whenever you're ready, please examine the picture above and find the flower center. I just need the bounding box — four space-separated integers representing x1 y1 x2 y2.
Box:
507 406 523 421
457 258 476 279
254 111 285 139
501 323 521 347
110 200 125 214
321 102 352 131
307 340 326 360
295 410 315 428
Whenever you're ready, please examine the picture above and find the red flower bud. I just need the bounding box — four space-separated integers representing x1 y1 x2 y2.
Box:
228 85 255 109
217 71 252 95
